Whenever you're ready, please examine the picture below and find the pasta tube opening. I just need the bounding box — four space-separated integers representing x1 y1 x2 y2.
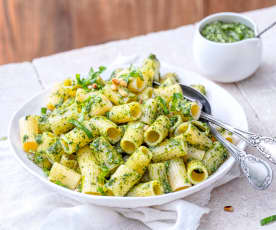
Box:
174 122 189 136
106 127 121 142
190 103 201 120
121 140 135 153
187 160 208 185
145 131 160 144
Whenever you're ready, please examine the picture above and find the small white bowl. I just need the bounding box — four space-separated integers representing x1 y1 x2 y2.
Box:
193 12 262 83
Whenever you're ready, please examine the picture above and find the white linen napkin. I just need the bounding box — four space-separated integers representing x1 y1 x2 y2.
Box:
0 55 241 230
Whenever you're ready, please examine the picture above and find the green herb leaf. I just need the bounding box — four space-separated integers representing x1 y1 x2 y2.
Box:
69 119 93 139
23 135 29 143
35 134 43 144
261 215 276 226
41 107 47 115
76 66 106 90
157 96 169 115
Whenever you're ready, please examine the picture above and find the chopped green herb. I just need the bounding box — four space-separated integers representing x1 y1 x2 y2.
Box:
157 96 169 115
260 215 276 226
69 119 93 138
35 134 43 144
41 107 47 115
23 135 29 143
76 66 106 90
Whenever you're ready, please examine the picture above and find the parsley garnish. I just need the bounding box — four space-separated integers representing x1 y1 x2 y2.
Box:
69 119 93 138
157 96 169 115
35 134 43 144
76 66 106 90
23 135 29 143
41 107 47 115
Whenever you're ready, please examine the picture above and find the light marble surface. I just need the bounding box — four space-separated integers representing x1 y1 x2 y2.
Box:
2 5 276 230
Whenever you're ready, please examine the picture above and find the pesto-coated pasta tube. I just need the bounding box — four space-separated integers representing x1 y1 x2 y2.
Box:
108 102 142 124
91 116 122 144
186 159 208 185
128 75 146 93
160 72 178 84
120 121 144 154
184 146 205 161
182 102 201 121
46 80 76 110
174 122 189 136
125 146 152 175
190 84 206 96
127 180 163 197
60 154 78 169
192 120 210 135
141 54 160 86
77 146 103 195
102 83 124 105
160 75 177 87
37 132 63 163
76 90 112 116
90 137 123 175
151 134 188 162
167 158 191 191
105 165 141 196
49 103 79 135
183 123 212 150
148 162 171 194
49 162 81 190
144 115 170 147
19 115 39 152
138 87 153 101
60 120 99 154
169 115 183 136
202 141 228 175
140 98 158 125
154 84 182 101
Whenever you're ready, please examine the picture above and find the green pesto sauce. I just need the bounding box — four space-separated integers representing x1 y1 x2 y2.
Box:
201 21 255 43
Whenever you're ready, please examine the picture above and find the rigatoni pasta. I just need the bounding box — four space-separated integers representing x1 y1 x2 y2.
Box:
127 180 163 197
144 115 170 147
120 122 144 154
167 158 191 191
19 115 39 152
77 146 103 195
19 54 230 197
108 102 142 123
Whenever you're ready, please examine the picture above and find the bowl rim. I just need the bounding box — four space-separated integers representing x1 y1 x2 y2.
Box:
196 12 260 46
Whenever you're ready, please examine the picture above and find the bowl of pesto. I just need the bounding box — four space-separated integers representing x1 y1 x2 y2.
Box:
193 12 262 83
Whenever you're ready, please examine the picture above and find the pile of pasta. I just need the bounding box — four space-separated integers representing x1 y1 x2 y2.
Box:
19 54 232 197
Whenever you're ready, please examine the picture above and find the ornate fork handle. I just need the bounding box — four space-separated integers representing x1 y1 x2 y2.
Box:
210 125 273 190
202 112 276 164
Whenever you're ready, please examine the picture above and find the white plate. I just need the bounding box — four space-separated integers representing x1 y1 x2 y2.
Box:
8 61 248 208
